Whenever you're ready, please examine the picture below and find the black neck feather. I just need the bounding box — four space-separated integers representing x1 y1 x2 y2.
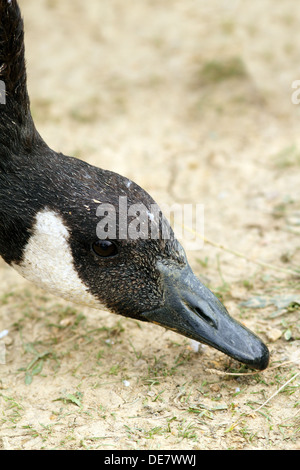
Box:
0 0 41 167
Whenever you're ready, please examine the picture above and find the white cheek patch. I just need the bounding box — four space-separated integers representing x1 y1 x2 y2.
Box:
12 209 105 309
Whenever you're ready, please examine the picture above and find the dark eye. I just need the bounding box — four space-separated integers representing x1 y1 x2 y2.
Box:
92 240 118 258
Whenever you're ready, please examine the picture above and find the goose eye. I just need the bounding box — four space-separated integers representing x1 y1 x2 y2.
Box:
92 240 118 258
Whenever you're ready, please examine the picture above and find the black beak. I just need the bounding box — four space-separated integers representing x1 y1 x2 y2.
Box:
142 262 269 370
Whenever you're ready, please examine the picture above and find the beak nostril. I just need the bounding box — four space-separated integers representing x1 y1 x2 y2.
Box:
182 293 218 329
193 306 217 329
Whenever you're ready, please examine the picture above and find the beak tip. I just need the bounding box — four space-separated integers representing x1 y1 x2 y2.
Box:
224 324 270 371
145 261 271 371
252 341 270 370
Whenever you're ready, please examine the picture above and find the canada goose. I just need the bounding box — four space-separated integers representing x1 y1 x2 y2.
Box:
0 0 269 370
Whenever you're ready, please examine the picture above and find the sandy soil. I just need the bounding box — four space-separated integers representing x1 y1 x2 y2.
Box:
0 0 299 450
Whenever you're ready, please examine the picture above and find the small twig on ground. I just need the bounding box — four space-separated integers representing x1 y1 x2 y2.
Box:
205 360 300 376
183 225 299 276
252 371 299 414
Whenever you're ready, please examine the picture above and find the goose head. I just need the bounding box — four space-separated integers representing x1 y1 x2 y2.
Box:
6 153 269 371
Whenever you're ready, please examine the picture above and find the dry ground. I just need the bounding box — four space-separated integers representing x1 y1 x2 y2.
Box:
0 0 299 450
